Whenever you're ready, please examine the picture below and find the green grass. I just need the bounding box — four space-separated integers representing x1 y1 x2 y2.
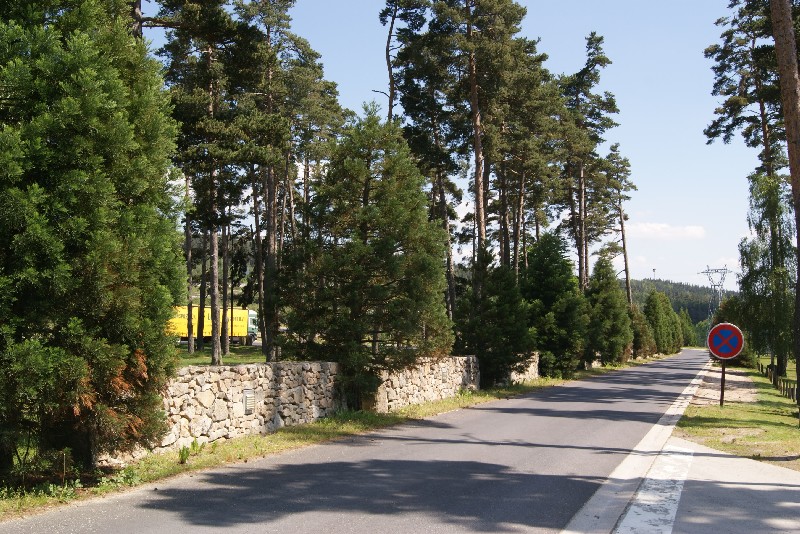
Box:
176 344 266 366
676 369 800 471
0 356 664 521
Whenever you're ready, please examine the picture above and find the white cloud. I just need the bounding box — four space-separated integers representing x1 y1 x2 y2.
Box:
626 222 706 241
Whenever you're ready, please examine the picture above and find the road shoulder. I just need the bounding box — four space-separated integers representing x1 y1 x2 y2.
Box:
561 352 711 534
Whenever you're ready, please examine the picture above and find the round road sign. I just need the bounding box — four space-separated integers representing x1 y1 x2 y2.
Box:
707 322 744 360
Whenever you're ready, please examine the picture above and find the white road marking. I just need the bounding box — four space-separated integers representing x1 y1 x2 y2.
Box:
613 445 694 534
562 356 711 534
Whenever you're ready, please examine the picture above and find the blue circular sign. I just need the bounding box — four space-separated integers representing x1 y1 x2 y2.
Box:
707 323 744 360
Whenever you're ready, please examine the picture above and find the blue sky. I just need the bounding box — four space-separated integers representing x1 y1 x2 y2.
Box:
143 1 756 290
286 1 756 291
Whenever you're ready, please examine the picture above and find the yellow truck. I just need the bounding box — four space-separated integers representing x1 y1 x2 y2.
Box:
167 306 259 345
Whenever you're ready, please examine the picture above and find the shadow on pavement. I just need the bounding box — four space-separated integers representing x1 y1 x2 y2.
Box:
139 458 603 531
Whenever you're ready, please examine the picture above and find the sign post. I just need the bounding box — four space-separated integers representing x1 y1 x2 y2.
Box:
707 323 744 407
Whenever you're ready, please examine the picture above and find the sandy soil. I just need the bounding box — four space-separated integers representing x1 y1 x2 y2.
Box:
691 361 758 405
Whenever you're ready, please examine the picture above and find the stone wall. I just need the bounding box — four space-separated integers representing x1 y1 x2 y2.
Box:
155 361 340 453
509 353 540 384
120 354 539 460
364 356 480 413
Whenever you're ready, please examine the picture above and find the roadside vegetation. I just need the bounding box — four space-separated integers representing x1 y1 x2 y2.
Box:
5 0 800 526
0 361 652 522
676 369 800 472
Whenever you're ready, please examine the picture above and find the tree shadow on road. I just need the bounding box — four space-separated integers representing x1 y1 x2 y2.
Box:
139 458 603 532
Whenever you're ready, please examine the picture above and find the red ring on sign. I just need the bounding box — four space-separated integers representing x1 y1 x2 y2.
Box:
707 323 744 360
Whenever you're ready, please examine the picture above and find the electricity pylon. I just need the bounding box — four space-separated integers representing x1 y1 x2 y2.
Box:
700 265 731 325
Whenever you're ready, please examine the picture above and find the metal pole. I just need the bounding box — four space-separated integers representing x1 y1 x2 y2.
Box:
720 361 726 407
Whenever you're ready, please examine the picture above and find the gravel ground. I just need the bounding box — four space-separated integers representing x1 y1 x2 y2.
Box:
690 361 757 405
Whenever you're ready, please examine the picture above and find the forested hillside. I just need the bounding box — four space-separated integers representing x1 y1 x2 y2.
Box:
629 279 723 324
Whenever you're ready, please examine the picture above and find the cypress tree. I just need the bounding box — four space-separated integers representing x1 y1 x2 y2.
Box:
678 308 697 347
630 305 657 358
286 106 453 406
455 252 533 387
0 0 183 470
521 233 587 378
644 291 682 355
585 257 633 365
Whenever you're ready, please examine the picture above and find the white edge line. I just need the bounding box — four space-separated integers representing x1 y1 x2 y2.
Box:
561 355 712 534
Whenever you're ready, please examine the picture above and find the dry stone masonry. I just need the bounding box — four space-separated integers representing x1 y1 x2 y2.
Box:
364 356 480 413
121 354 537 461
509 353 540 384
156 362 340 453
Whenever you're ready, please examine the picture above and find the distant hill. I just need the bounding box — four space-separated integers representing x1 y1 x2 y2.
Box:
628 279 731 324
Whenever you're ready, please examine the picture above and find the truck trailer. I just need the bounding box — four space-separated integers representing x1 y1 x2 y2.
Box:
167 306 259 345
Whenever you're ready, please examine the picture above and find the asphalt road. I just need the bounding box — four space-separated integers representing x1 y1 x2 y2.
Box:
1 349 709 534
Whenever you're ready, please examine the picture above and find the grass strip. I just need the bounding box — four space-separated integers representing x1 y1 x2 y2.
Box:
676 369 800 472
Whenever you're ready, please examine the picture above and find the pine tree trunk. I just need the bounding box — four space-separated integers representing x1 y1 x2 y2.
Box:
279 177 286 264
197 232 207 351
525 211 531 269
130 0 143 38
437 172 456 321
221 221 230 356
579 163 588 290
251 169 268 356
513 170 526 281
263 28 278 363
431 116 456 320
756 54 783 374
499 165 510 268
568 174 584 291
466 0 486 253
769 0 800 417
206 46 221 366
385 2 398 123
209 225 222 365
286 170 297 242
185 174 194 354
754 44 776 179
303 158 310 240
265 166 278 362
279 150 292 266
619 201 632 307
483 162 492 240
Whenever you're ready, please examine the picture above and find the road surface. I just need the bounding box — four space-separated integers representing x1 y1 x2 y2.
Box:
2 349 710 533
